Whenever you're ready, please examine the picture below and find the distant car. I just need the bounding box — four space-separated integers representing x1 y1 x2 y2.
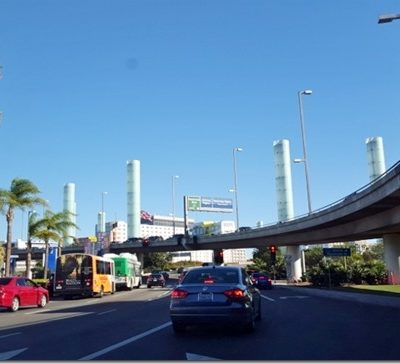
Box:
250 272 273 290
152 270 169 280
127 237 143 243
0 277 49 312
146 273 166 288
160 271 169 280
237 226 252 232
170 266 261 333
148 236 164 242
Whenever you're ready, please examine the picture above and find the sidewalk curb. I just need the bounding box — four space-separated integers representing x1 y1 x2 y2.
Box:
279 285 400 309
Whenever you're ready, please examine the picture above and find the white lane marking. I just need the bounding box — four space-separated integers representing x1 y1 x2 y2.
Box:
97 309 116 316
280 296 310 300
24 309 51 315
78 322 172 360
186 352 220 360
261 294 275 302
0 332 21 339
0 348 28 360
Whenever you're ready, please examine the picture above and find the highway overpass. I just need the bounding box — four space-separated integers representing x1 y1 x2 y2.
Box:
11 160 400 281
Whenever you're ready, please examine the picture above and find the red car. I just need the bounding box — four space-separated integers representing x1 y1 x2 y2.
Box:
0 277 49 312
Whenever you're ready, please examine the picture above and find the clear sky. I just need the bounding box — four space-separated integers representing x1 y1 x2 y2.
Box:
0 0 399 242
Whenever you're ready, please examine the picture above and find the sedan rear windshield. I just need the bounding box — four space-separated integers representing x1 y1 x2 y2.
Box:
183 268 239 284
0 278 12 285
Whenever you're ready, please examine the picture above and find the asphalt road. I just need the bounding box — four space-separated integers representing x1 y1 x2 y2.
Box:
0 278 399 360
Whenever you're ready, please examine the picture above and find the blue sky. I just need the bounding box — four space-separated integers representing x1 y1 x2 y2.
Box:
0 0 399 241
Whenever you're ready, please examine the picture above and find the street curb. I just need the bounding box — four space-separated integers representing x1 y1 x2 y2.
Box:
280 285 400 309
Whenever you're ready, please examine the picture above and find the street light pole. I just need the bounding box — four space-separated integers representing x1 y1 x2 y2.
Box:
26 210 35 279
233 147 243 230
297 90 313 214
101 192 107 233
172 175 179 235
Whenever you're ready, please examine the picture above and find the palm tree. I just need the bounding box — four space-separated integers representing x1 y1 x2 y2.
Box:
0 178 46 276
30 210 78 279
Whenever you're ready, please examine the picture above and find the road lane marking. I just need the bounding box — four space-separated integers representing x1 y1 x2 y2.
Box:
24 309 51 315
186 352 220 360
0 332 21 339
261 294 275 302
97 309 116 316
79 321 172 360
280 296 310 300
0 348 28 360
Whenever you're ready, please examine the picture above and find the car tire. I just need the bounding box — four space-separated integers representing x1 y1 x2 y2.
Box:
38 294 47 308
10 297 20 312
147 285 151 288
256 303 262 321
172 322 186 334
244 310 256 333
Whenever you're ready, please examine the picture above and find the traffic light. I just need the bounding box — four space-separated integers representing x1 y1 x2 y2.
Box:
269 245 277 264
213 249 224 265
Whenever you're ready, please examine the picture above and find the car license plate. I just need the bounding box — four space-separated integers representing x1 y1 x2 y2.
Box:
198 292 213 302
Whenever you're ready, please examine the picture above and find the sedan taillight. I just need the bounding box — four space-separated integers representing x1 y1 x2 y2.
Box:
224 288 246 298
171 288 188 298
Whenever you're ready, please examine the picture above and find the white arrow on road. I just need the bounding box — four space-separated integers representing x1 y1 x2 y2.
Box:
186 352 220 360
0 348 28 360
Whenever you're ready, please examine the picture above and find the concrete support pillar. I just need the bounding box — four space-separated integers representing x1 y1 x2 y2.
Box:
136 252 145 276
285 246 302 282
273 139 302 281
383 234 400 284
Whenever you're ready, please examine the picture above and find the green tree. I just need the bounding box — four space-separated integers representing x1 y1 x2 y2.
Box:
143 252 171 272
362 242 384 262
304 246 324 271
251 247 286 279
0 178 46 276
30 210 78 278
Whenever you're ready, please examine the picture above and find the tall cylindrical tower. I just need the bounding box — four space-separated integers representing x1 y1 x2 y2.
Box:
366 136 386 181
63 182 76 246
127 160 141 238
273 139 301 281
273 139 294 221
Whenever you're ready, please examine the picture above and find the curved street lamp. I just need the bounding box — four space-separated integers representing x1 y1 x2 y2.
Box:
296 90 313 214
378 13 400 24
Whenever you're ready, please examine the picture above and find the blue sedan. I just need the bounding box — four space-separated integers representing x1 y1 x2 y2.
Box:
169 265 261 334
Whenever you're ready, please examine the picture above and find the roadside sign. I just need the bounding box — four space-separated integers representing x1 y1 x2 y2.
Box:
323 248 351 257
186 195 233 212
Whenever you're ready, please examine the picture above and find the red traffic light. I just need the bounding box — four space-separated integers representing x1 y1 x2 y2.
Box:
269 245 277 253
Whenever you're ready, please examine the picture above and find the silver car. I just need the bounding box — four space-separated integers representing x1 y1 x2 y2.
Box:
169 265 261 333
